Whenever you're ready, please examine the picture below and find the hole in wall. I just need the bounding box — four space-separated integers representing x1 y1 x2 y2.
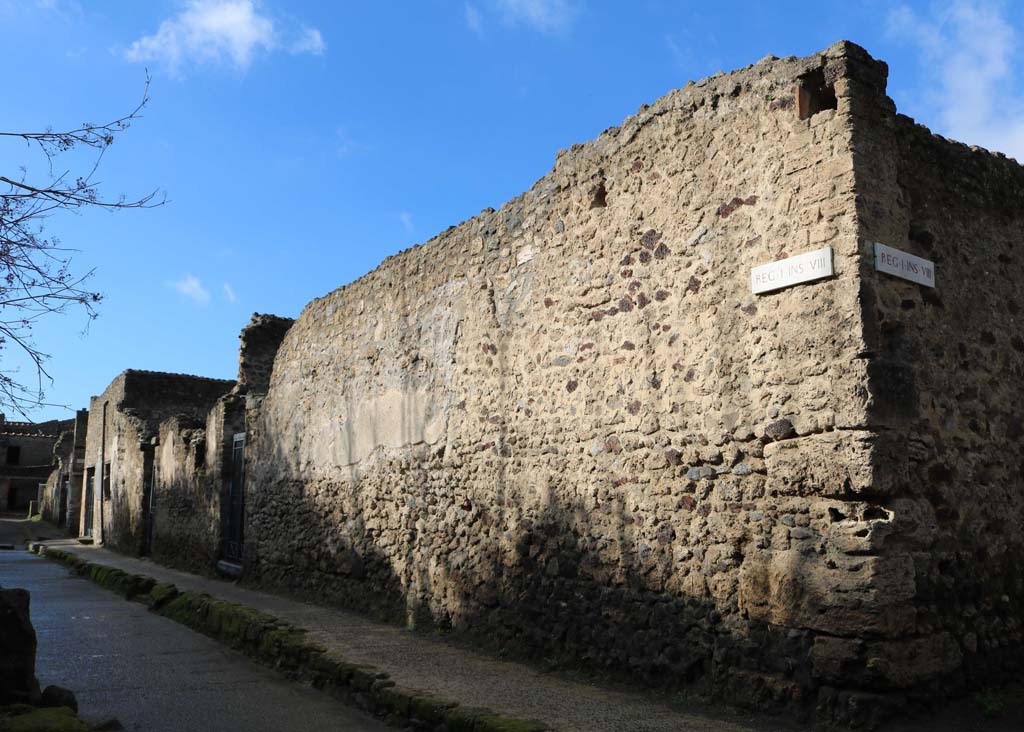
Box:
909 224 936 252
796 67 837 120
928 463 955 483
590 181 607 209
862 505 890 521
922 289 944 308
828 507 847 523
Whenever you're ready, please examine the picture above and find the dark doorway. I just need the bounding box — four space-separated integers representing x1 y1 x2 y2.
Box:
141 448 156 556
83 467 95 537
58 476 69 528
223 433 246 563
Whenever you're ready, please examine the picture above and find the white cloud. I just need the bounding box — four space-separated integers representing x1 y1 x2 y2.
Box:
495 0 577 33
888 1 1024 161
125 0 325 73
290 26 325 55
465 3 483 34
223 282 238 303
173 274 210 305
399 211 414 232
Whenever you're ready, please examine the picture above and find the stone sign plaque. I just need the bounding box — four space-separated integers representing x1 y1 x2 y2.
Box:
751 247 834 294
874 242 935 287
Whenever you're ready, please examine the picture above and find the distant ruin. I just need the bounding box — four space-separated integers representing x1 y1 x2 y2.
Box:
39 409 87 529
0 415 71 513
60 42 1023 724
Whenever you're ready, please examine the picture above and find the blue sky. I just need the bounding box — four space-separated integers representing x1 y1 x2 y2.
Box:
1 0 1022 420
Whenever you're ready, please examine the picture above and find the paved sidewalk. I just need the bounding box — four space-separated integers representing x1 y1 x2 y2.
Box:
35 539 790 732
3 549 389 732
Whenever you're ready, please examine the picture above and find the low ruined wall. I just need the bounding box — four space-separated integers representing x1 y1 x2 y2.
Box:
83 376 127 543
101 411 147 555
149 398 246 574
150 416 214 571
245 43 905 716
40 470 61 524
83 371 233 553
40 422 82 532
39 430 68 525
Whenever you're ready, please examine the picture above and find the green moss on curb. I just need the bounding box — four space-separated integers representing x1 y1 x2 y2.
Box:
350 665 388 692
375 684 418 717
445 705 490 732
473 713 550 732
146 582 179 610
0 704 89 732
37 551 550 732
408 693 459 724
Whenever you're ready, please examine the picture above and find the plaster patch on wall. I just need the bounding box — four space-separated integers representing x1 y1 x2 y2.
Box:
312 387 448 468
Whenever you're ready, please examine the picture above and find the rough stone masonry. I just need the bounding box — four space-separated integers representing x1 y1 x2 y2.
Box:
241 40 1024 721
74 41 1023 725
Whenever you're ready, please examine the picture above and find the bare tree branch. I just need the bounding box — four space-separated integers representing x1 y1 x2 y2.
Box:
0 76 163 419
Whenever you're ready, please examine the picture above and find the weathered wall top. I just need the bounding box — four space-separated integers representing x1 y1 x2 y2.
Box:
0 415 74 438
72 409 88 449
119 370 233 411
235 314 294 395
89 370 235 440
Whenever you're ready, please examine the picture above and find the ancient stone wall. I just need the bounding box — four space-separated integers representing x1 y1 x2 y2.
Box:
0 433 60 467
845 75 1024 699
66 410 88 534
40 432 71 525
236 314 294 394
81 371 233 553
148 396 246 574
40 410 87 531
120 370 235 418
62 40 1022 722
81 377 125 540
83 319 290 572
150 415 213 570
0 420 69 512
244 42 907 718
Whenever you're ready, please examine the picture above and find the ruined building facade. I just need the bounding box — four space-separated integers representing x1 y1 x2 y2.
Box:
39 409 88 531
79 369 234 553
0 415 72 512
65 42 1022 722
75 314 293 573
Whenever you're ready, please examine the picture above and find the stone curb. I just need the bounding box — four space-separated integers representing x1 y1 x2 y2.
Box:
34 546 550 732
